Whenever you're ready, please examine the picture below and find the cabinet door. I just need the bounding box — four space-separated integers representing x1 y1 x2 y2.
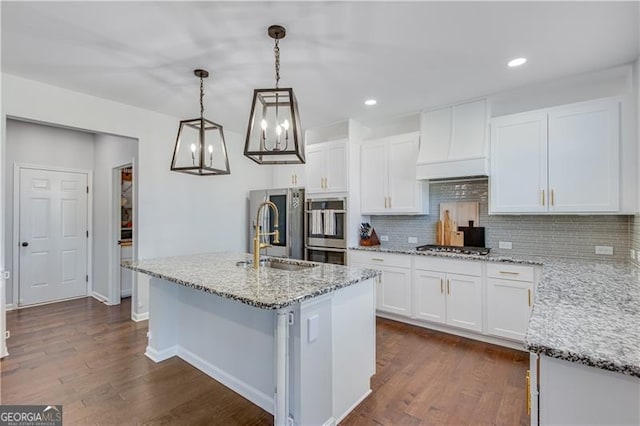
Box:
445 273 482 332
378 266 411 317
388 134 422 213
548 99 619 212
360 141 388 214
413 270 446 324
272 164 305 188
490 112 548 213
419 107 452 163
305 145 325 193
325 142 348 192
487 278 532 341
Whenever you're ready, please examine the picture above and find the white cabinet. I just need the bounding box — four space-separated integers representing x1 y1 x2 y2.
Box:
361 132 428 215
417 99 489 179
413 257 482 332
306 140 347 194
490 98 620 214
349 251 411 317
486 263 535 341
272 164 305 188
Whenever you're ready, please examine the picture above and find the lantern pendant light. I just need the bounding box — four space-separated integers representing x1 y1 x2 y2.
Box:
244 25 305 164
170 69 231 175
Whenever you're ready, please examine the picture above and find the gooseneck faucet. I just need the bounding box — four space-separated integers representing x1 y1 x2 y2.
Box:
253 201 280 268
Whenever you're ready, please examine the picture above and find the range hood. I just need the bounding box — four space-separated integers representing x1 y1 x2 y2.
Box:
416 99 489 180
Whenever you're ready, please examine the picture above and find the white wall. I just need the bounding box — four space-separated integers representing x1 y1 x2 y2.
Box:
92 133 136 302
4 119 95 306
1 73 271 317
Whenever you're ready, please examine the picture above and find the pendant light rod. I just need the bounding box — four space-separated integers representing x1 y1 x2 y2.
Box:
269 25 285 88
194 69 209 118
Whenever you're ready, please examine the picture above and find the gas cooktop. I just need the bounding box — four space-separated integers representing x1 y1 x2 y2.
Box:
415 245 491 256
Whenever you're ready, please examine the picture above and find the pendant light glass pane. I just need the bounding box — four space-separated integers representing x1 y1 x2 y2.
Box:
171 118 230 175
244 88 305 164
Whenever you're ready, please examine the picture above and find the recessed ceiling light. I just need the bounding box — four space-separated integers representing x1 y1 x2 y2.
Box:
364 99 377 106
507 57 527 67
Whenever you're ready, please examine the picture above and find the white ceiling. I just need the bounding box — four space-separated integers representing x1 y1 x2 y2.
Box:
2 1 639 133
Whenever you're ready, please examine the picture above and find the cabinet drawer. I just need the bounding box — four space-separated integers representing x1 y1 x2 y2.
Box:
349 250 411 269
487 263 534 282
414 256 481 276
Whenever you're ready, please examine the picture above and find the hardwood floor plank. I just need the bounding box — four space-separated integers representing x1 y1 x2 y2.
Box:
2 298 529 425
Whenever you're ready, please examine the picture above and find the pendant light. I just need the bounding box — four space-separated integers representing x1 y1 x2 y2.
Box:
171 69 231 175
244 25 305 165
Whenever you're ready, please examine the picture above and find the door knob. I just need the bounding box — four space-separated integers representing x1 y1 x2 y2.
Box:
21 242 28 247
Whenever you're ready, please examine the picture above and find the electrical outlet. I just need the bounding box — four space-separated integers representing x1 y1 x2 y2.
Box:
499 241 512 249
631 249 636 260
595 246 613 255
408 237 418 244
379 235 389 242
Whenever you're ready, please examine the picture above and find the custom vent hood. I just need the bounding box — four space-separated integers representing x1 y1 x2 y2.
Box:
416 99 489 180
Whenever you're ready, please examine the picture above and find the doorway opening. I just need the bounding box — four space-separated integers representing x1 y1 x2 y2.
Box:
114 165 134 302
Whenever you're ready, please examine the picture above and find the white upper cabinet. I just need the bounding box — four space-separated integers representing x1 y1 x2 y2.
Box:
490 98 620 214
490 112 548 213
272 164 306 188
305 139 348 195
417 99 489 179
547 100 619 212
361 132 428 215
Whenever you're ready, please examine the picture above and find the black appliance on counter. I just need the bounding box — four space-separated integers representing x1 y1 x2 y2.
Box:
416 245 491 256
457 220 485 248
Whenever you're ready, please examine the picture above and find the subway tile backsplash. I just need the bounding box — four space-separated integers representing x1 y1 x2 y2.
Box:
370 179 631 261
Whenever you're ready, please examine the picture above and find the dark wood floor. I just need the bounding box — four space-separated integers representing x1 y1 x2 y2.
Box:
1 297 529 425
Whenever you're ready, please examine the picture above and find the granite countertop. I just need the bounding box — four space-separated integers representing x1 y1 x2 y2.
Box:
123 252 380 310
350 245 640 378
524 258 640 378
349 245 544 265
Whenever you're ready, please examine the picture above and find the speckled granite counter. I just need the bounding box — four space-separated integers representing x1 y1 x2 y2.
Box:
525 258 640 378
350 246 640 378
350 245 543 265
124 252 380 310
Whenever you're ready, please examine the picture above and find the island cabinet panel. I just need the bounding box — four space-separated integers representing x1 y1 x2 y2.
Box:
535 355 640 426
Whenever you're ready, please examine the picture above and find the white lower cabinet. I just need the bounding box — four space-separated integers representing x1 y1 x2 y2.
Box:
414 258 482 332
349 249 539 347
349 251 411 317
486 263 535 341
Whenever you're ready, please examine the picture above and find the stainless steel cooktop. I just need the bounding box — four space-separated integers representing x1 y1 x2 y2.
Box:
415 245 491 256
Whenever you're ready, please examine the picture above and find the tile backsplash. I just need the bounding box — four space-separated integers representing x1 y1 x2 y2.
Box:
369 179 631 261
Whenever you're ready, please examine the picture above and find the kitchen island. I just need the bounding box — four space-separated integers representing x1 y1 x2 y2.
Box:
124 253 380 426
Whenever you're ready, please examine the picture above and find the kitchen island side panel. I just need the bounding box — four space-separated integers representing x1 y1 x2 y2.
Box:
146 277 276 413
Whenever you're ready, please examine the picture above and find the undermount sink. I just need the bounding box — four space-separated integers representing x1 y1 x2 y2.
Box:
236 259 318 272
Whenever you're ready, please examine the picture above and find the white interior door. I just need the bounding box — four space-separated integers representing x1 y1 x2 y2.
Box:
19 168 88 306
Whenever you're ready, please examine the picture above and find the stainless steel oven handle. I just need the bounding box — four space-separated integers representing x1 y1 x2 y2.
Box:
305 246 347 253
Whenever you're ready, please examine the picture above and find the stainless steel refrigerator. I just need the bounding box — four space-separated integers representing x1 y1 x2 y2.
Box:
248 187 305 259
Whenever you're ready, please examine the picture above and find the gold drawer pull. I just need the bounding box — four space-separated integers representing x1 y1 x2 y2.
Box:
371 258 384 262
541 189 545 206
528 289 532 307
447 279 450 295
551 189 555 206
440 278 443 294
499 271 520 275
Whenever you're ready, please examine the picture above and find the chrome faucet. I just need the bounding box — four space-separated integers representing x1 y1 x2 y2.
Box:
253 201 280 268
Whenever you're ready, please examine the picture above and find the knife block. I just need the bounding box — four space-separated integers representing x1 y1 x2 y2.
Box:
360 229 381 246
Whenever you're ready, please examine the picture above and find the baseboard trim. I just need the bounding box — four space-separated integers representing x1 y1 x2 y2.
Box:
5 304 15 311
131 312 149 322
177 347 274 415
1 348 9 358
376 312 525 351
120 290 132 298
322 416 337 426
334 389 371 424
91 291 109 303
145 345 178 362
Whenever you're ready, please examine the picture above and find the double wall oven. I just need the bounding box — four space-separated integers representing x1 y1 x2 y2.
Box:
305 197 347 265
